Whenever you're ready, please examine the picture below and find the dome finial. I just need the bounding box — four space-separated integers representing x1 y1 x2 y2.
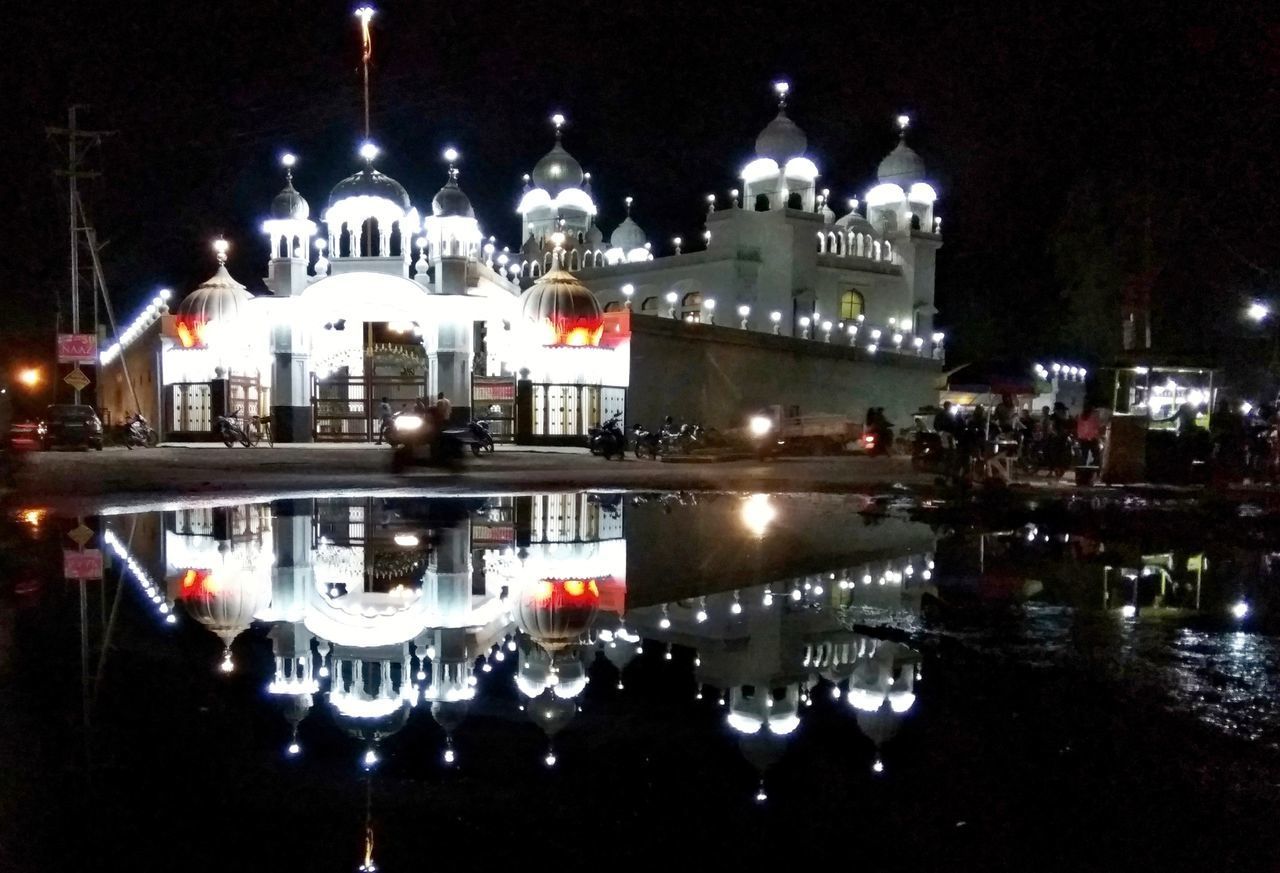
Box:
213 237 229 265
773 80 790 110
896 113 911 139
551 112 566 141
281 152 296 184
359 141 379 165
624 195 633 217
443 146 459 181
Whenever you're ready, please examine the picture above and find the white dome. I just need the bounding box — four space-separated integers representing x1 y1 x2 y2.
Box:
609 216 646 251
532 142 584 194
877 140 926 185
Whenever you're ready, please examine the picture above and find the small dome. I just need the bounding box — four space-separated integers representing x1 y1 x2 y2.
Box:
609 216 646 251
586 224 604 247
178 566 271 647
755 110 807 163
329 167 411 211
515 577 602 649
519 269 605 349
271 181 310 221
528 692 577 738
836 209 878 236
877 141 926 185
531 142 584 194
175 263 253 348
430 700 469 733
431 176 474 218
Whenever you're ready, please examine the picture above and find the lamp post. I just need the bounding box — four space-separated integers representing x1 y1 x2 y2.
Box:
672 237 682 256
822 320 833 343
666 291 678 319
621 283 634 310
847 324 859 345
799 316 811 340
770 311 782 335
738 304 750 330
704 298 716 325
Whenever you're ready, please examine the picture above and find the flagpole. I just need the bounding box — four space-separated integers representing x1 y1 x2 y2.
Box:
356 7 375 142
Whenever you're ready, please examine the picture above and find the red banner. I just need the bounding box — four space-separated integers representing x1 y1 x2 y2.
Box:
63 549 103 581
57 333 97 363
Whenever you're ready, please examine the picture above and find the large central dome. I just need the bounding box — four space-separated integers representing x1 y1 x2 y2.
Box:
755 110 808 163
328 167 411 211
519 269 604 348
531 142 584 194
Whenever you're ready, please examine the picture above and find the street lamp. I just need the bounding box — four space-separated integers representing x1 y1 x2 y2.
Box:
1247 301 1270 322
17 368 40 389
666 290 678 319
770 311 782 335
621 283 634 310
738 304 750 329
704 298 716 324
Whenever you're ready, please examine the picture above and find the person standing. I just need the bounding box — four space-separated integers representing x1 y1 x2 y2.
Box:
1076 404 1103 466
435 391 452 424
377 397 393 445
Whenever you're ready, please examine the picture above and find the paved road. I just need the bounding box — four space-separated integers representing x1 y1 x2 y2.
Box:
7 443 939 511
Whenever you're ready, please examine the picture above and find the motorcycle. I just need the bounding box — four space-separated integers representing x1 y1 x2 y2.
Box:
388 411 489 470
124 413 160 449
589 413 626 459
466 420 495 456
215 409 255 448
631 423 662 460
862 423 894 456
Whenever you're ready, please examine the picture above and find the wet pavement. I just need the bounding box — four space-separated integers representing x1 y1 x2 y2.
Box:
1 490 1278 871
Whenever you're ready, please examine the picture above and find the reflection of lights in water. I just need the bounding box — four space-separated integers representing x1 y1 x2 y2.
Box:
1121 604 1137 619
741 494 776 537
863 574 872 585
219 652 235 673
696 609 708 622
831 686 841 699
659 617 671 629
790 589 801 602
755 786 768 803
507 640 517 652
763 592 774 607
393 533 420 548
19 508 45 527
363 748 379 768
814 585 824 596
287 742 300 756
872 759 885 774
544 752 557 767
444 748 456 764
1232 601 1250 620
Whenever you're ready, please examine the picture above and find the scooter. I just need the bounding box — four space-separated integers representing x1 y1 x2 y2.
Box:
215 409 254 448
466 420 495 456
589 414 626 459
863 423 893 456
124 413 160 449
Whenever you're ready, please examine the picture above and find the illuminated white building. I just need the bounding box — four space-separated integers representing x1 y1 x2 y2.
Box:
99 82 943 443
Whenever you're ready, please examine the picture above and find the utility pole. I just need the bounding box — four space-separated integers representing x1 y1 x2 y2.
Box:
47 106 114 404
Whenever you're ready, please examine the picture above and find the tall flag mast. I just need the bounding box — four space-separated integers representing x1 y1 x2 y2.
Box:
355 6 375 141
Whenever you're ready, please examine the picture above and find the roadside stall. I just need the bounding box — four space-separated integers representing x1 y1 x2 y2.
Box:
1102 363 1217 484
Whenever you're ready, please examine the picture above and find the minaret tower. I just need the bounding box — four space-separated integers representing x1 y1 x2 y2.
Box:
262 153 316 297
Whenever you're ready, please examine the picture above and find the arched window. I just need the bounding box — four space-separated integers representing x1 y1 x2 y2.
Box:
641 296 658 312
817 232 826 254
754 193 771 211
604 301 623 313
839 290 865 321
681 291 702 320
569 249 580 271
786 191 803 210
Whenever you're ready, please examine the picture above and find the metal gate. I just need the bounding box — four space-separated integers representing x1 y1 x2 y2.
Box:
313 374 424 441
530 384 626 437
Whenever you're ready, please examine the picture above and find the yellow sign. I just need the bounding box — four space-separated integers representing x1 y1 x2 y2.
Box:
64 367 90 392
68 523 94 549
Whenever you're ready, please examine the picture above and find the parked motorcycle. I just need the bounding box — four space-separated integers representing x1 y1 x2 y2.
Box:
589 413 626 459
215 409 254 448
388 412 489 470
124 412 160 449
631 423 662 460
467 420 495 456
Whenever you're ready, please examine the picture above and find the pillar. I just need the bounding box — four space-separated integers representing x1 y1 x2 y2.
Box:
271 324 313 442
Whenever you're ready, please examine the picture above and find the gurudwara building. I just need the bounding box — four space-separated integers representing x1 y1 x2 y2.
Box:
100 83 944 443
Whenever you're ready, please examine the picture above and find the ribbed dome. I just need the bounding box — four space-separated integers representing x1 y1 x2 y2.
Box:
271 181 310 220
531 142 584 194
609 216 646 251
329 167 411 211
178 566 271 647
877 140 926 185
755 110 807 162
586 224 604 247
515 578 601 650
174 265 253 348
835 209 878 236
431 176 474 218
430 700 469 733
528 692 577 737
519 269 605 348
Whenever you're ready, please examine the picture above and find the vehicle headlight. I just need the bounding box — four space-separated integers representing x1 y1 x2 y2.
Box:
395 415 424 431
749 415 773 437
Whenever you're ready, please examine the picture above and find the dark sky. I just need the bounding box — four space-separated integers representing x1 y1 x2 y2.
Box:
4 0 1278 367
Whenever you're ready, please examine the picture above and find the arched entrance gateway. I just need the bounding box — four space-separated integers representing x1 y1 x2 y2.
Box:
297 272 514 440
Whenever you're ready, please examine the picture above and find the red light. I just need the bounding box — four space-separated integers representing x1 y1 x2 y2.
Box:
563 579 586 597
536 317 604 348
178 569 218 596
532 580 554 603
176 319 207 349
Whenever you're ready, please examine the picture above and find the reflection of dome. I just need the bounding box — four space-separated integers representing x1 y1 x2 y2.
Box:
280 693 313 728
329 167 411 211
519 270 604 348
430 700 469 733
755 111 807 162
855 703 905 747
609 216 646 251
877 140 926 186
516 579 601 650
738 732 787 774
178 567 271 648
431 176 474 218
338 703 412 744
532 143 584 194
528 692 577 737
174 265 252 349
271 181 310 220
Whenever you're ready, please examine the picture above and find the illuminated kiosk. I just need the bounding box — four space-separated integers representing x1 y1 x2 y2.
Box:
1102 363 1217 484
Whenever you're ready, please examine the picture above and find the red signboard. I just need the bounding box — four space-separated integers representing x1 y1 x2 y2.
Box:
63 549 103 581
473 378 516 402
57 333 98 363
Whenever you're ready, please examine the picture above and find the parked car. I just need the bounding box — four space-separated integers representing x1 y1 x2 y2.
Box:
39 404 104 451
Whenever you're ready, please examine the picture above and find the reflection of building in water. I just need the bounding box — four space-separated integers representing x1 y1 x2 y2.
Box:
106 491 928 787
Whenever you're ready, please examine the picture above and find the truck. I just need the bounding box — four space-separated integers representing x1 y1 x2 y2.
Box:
743 405 863 458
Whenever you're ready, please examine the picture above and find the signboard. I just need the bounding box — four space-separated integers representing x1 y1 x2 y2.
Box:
473 378 516 402
472 522 515 546
57 333 98 363
67 523 95 549
64 367 91 392
63 549 103 581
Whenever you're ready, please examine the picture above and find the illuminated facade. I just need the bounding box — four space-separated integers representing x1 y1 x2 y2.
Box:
99 82 943 443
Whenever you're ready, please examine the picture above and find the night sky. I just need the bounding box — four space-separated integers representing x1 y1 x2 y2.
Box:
4 0 1278 371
